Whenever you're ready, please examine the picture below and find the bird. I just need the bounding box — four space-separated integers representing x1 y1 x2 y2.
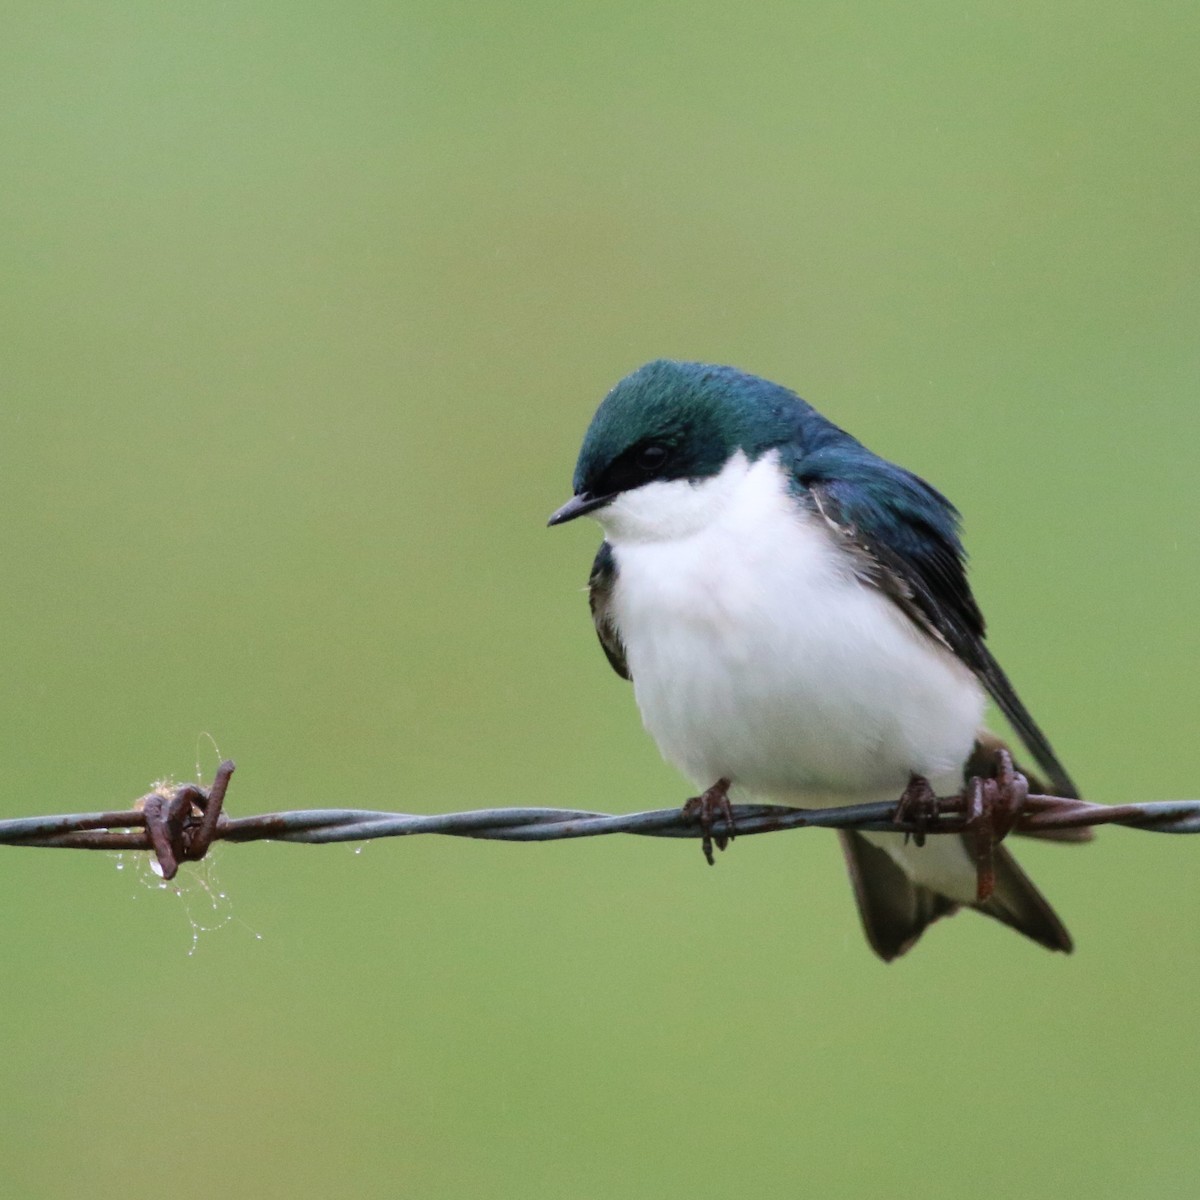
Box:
548 359 1085 961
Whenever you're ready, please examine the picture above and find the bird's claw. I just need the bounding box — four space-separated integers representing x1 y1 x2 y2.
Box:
682 778 735 866
893 774 939 846
962 748 1028 901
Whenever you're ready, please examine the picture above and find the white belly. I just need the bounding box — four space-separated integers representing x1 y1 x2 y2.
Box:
604 456 985 806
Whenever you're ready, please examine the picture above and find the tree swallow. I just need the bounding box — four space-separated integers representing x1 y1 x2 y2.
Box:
549 360 1084 960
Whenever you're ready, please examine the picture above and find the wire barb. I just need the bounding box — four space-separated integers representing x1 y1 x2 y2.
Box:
3 759 1200 886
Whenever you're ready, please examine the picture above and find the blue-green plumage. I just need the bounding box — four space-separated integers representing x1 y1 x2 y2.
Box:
571 360 833 498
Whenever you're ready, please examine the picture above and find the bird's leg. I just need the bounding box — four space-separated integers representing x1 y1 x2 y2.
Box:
893 773 939 847
987 748 1027 841
962 748 1028 901
682 777 735 866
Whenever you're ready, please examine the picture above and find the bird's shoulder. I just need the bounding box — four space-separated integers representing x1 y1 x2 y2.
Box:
787 440 984 654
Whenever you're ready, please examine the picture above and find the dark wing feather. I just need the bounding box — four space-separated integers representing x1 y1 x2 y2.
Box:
588 541 630 680
800 448 1079 800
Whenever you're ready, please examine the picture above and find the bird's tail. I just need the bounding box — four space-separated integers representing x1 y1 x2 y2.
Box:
839 830 1073 961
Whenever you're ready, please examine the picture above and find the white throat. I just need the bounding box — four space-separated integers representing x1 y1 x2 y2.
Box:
594 450 756 544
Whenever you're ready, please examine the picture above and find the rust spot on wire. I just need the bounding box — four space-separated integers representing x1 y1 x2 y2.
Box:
137 761 234 880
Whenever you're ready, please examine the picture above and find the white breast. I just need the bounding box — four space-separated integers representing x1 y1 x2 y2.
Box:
599 451 985 805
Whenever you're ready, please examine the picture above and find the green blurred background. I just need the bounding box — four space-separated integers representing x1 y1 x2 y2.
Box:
1 2 1197 1197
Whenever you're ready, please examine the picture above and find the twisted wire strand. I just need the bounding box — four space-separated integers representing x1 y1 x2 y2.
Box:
2 760 1199 871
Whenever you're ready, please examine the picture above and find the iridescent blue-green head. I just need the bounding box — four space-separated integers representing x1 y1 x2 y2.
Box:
548 360 840 528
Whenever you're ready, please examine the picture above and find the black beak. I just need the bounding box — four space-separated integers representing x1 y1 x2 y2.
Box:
547 491 613 527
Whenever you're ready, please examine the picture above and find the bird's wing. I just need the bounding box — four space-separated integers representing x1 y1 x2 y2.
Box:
800 451 1079 799
588 540 630 680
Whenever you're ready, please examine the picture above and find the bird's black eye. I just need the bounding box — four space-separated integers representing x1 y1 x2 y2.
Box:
634 442 670 473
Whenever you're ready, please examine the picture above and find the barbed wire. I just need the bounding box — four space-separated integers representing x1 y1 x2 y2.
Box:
2 760 1199 902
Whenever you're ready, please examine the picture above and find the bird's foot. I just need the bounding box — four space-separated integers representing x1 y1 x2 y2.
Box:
682 778 735 866
893 773 939 847
962 748 1028 902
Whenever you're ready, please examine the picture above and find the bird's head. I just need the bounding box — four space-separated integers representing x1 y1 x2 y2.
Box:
548 359 829 542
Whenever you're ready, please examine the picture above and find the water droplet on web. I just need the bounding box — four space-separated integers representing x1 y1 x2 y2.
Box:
108 756 263 952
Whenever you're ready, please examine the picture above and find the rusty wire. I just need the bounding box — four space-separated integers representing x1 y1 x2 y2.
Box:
1 760 1199 899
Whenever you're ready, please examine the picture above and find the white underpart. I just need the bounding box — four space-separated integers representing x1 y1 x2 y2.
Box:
597 449 987 902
